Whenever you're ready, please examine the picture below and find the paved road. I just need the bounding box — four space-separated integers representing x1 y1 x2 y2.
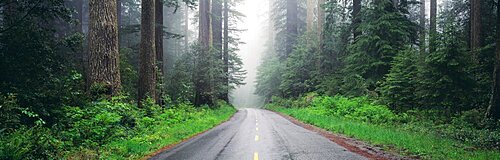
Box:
150 108 366 160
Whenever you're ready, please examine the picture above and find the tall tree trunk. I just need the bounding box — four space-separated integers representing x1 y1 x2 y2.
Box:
429 0 437 53
223 0 230 102
419 0 425 55
486 0 500 120
471 0 481 62
269 0 276 47
185 4 189 52
155 0 164 105
138 0 156 105
317 0 324 41
156 0 164 68
77 0 84 33
306 0 314 32
317 0 325 72
195 0 214 106
212 0 223 55
199 0 211 49
212 0 224 101
117 0 122 47
285 0 298 58
213 0 224 102
88 0 121 96
352 0 361 39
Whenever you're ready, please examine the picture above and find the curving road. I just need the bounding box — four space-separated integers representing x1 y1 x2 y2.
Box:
150 108 366 160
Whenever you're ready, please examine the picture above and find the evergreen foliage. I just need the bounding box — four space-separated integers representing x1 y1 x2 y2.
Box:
379 47 419 111
344 0 418 94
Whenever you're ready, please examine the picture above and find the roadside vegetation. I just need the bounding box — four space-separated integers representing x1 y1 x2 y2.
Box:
0 96 235 159
265 94 500 160
257 0 500 159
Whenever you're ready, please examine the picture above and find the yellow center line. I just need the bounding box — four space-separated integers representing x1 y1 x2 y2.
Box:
256 122 258 126
254 152 259 160
256 127 259 131
255 135 259 141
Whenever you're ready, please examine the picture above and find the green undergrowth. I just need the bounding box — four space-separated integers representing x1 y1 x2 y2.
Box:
100 103 236 159
0 96 236 159
266 94 500 160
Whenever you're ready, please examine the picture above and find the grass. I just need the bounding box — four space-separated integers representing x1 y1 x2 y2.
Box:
70 105 236 159
270 107 500 160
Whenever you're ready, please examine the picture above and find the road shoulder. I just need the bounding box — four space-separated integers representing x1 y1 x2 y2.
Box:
269 110 414 160
143 109 240 160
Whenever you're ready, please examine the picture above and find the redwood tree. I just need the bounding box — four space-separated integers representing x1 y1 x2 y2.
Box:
353 0 361 39
155 0 164 105
306 0 314 32
138 0 156 104
285 0 298 58
470 0 481 61
222 0 230 102
88 0 121 96
318 0 325 41
419 0 425 55
195 0 214 106
429 0 437 53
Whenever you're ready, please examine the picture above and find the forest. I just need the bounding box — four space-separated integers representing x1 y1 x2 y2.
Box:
0 0 499 159
0 0 243 158
258 0 500 159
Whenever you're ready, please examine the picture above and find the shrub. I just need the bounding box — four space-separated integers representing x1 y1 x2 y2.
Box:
0 127 63 159
351 103 396 123
309 95 396 123
0 94 24 130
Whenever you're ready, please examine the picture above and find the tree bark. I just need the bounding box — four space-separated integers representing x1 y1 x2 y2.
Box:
285 0 298 58
317 0 324 41
486 0 500 120
138 0 156 105
195 0 214 106
353 0 361 39
212 0 223 55
156 0 163 67
306 0 314 32
429 0 437 53
117 0 122 48
155 0 164 105
185 4 189 52
222 0 229 102
419 0 425 55
212 0 224 101
471 0 481 62
199 0 211 49
88 0 121 96
316 0 325 71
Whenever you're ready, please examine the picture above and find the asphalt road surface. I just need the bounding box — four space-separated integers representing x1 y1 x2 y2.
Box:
150 108 367 160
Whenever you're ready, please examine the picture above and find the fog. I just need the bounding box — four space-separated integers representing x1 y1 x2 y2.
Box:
230 0 270 108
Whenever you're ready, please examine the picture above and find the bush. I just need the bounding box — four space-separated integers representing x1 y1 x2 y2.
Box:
1 95 237 159
0 127 63 159
0 94 23 130
306 95 397 124
267 94 500 150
